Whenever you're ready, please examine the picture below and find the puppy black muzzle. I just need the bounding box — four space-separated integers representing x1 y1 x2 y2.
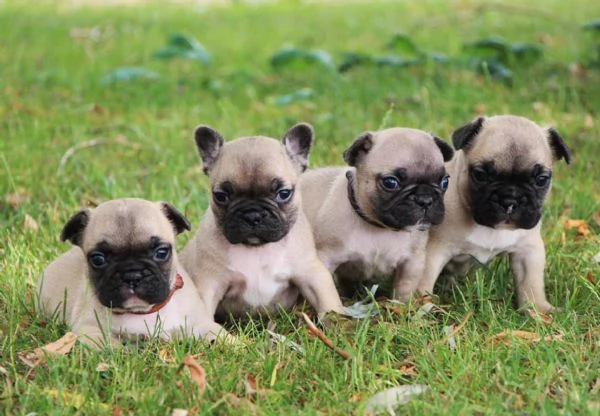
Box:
374 184 445 229
470 184 542 229
91 259 171 308
222 200 291 245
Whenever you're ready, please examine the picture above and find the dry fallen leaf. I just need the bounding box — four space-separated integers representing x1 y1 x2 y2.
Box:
95 362 111 372
363 384 430 415
489 330 564 346
4 188 29 208
398 364 418 377
24 214 39 232
526 309 554 325
592 212 600 228
586 271 596 284
473 103 486 115
584 114 594 130
19 332 78 368
564 219 591 238
182 354 206 395
159 348 175 364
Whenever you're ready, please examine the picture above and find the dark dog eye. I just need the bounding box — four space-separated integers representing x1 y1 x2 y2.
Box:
89 252 107 268
380 176 400 191
276 188 293 203
153 245 171 262
534 174 551 187
213 190 229 205
470 168 488 184
440 175 450 190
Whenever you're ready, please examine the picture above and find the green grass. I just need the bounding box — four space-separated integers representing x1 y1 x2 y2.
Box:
1 0 600 414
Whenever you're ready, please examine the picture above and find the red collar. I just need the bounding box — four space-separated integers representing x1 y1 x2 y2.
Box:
112 273 184 315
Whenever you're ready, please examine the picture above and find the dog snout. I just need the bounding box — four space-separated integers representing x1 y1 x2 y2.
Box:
415 195 434 209
242 209 264 226
122 270 144 285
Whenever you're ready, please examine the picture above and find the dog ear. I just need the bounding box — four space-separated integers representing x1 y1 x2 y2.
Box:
432 136 455 162
194 125 225 175
547 127 572 165
281 122 314 172
60 209 91 246
451 117 485 151
343 132 374 167
160 202 191 235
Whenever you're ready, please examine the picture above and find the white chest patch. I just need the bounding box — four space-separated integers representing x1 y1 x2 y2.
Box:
464 225 527 263
227 242 292 307
327 226 417 276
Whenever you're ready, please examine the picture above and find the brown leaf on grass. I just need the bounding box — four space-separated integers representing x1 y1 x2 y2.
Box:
95 362 111 372
159 348 175 364
244 374 270 398
24 214 39 232
349 394 362 402
586 272 596 284
18 332 78 368
472 103 486 115
564 219 592 238
182 354 206 395
301 312 352 360
112 406 122 416
584 114 594 130
489 330 564 346
398 363 418 377
4 188 29 208
525 309 554 325
592 212 600 228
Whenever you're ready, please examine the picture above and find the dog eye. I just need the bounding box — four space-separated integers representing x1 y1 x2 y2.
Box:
89 252 107 268
380 176 400 191
440 175 450 190
470 168 488 183
276 188 293 203
213 190 230 204
153 245 171 262
534 174 551 187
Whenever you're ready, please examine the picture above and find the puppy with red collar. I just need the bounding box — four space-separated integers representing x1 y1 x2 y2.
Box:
37 198 229 348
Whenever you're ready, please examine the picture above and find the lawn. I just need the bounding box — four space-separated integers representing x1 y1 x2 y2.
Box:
1 0 599 414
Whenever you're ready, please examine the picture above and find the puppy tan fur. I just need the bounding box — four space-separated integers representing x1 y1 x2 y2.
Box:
396 115 572 312
38 198 227 347
299 128 454 297
180 123 344 321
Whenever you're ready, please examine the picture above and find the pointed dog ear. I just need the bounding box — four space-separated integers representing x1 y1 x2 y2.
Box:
432 136 455 162
547 127 572 164
281 122 314 172
159 202 191 235
451 117 485 151
60 209 91 246
343 132 373 167
194 125 225 175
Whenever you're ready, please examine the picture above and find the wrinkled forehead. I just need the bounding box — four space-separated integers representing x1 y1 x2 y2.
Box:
365 131 445 176
211 137 297 189
82 202 174 252
469 123 553 168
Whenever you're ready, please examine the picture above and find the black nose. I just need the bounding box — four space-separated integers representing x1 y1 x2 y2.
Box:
122 270 143 285
415 195 434 209
242 210 264 226
500 198 518 214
